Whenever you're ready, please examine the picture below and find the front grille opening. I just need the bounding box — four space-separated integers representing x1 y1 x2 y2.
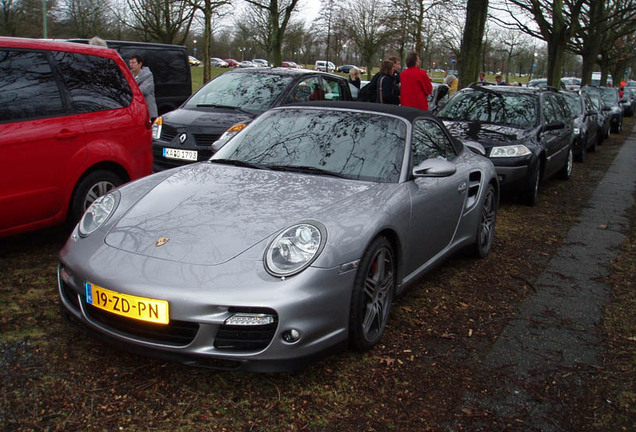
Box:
84 304 199 347
214 307 278 351
60 280 81 311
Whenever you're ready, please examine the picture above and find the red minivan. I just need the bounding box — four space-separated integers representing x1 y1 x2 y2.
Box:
0 38 152 238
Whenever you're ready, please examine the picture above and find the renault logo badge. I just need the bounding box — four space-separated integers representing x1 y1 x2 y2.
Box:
179 133 187 143
156 237 170 247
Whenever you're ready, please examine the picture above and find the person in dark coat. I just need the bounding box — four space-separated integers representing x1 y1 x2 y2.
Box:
376 60 399 105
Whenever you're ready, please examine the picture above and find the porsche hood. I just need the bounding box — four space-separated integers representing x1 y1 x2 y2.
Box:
104 163 373 266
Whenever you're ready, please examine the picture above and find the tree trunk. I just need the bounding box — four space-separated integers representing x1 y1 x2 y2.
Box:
458 0 488 89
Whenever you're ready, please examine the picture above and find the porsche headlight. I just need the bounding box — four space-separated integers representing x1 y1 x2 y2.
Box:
490 145 531 158
152 116 163 139
78 192 119 237
611 106 622 114
265 223 325 276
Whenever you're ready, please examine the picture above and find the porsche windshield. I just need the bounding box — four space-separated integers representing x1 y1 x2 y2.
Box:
212 108 407 183
439 90 538 128
185 72 294 114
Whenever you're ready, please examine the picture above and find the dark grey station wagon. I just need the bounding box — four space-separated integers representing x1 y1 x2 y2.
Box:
152 68 353 171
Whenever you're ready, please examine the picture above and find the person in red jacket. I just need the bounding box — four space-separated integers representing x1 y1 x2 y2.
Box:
399 51 433 110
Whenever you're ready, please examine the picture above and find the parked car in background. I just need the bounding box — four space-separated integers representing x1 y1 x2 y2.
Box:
337 64 366 74
315 60 335 72
252 59 269 67
59 102 498 372
188 56 201 66
0 37 152 238
224 58 240 68
152 68 353 171
596 86 623 133
428 82 453 111
591 72 612 86
210 57 228 68
625 80 636 88
619 87 635 117
437 85 573 206
239 60 255 68
561 91 598 161
581 87 611 143
527 78 566 90
561 77 581 91
68 39 192 115
281 61 301 68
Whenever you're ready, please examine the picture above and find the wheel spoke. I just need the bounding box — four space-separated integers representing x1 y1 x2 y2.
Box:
362 302 378 335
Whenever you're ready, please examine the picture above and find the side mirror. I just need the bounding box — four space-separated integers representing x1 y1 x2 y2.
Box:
412 159 457 178
542 120 565 132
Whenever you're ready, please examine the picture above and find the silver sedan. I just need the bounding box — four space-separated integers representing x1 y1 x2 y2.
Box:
58 102 499 372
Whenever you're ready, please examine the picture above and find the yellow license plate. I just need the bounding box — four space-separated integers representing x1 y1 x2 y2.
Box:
85 282 169 325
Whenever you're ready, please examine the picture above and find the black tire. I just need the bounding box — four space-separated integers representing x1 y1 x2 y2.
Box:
522 161 541 207
349 236 395 352
559 147 573 180
69 170 123 225
612 119 622 134
575 141 586 163
470 185 497 258
589 135 597 153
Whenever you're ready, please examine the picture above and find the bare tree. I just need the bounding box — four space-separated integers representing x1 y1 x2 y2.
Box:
0 0 19 35
492 0 586 87
124 0 198 44
196 0 231 82
458 0 488 87
569 0 636 85
242 0 300 67
57 0 113 37
343 0 390 78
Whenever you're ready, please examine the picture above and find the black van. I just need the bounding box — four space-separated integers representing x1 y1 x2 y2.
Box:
67 39 191 115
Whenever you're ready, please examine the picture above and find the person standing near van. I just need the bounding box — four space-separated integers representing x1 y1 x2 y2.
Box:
129 54 158 120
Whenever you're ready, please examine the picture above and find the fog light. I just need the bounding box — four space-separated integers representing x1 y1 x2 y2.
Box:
282 329 301 343
59 266 71 284
225 313 275 326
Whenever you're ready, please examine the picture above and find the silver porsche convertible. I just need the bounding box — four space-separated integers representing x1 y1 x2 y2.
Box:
58 102 498 372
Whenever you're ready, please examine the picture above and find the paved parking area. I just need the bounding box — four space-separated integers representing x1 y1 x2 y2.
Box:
462 122 636 431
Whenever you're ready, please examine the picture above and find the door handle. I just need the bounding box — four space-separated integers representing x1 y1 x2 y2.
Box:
55 130 80 140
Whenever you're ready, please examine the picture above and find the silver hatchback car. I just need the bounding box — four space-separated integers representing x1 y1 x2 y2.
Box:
58 102 499 372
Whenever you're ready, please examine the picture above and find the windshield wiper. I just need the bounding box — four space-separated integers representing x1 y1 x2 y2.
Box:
269 165 349 179
195 104 251 115
210 158 271 170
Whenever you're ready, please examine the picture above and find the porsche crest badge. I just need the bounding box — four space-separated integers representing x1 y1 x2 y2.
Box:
156 237 170 247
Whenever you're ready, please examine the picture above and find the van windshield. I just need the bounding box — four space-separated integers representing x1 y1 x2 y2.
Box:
185 72 294 114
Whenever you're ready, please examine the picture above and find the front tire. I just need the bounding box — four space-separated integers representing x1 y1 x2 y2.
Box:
349 237 395 352
559 147 573 180
69 170 123 225
470 185 497 258
522 161 541 206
